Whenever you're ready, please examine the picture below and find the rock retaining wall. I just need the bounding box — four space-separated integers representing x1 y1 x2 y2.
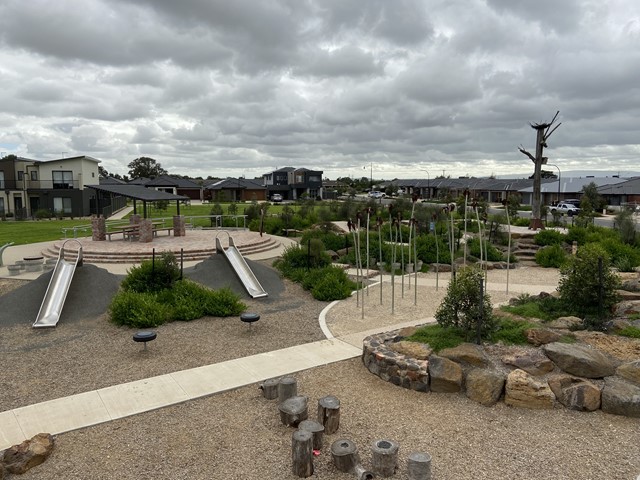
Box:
362 331 640 417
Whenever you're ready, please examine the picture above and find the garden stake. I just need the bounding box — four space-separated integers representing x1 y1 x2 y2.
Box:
504 199 512 294
378 217 383 305
413 219 418 306
398 212 405 298
434 215 440 291
463 192 469 265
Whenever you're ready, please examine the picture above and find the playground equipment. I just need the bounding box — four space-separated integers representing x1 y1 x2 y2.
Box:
0 241 14 267
215 231 267 298
33 239 83 328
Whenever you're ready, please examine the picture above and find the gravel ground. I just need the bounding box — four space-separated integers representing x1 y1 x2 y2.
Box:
1 263 639 479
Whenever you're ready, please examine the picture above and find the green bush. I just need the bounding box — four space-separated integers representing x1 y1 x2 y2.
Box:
311 267 355 301
274 243 331 272
558 243 621 329
35 209 52 219
416 233 451 264
121 252 180 293
534 230 566 246
157 280 210 321
206 287 247 316
490 318 537 345
109 291 172 328
435 266 496 340
466 238 504 261
535 245 568 268
597 238 640 268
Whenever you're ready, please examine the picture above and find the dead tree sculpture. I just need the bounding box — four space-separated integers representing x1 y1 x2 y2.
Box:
518 111 562 230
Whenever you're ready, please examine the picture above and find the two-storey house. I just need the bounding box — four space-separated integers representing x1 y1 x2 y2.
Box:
262 167 323 201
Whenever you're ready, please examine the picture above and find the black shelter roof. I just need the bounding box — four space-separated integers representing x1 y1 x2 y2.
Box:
87 184 189 201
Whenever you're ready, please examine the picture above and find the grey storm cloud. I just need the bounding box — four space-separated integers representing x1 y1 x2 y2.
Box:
0 0 639 179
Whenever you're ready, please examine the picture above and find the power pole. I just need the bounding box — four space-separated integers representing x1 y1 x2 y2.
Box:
519 111 562 230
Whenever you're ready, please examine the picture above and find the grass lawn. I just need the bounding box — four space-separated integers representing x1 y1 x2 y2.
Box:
0 219 93 245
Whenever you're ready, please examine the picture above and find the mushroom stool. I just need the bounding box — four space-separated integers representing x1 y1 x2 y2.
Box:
240 313 260 330
133 331 157 350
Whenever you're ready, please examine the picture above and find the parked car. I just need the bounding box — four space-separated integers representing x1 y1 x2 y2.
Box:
271 194 283 203
549 202 580 216
368 191 385 199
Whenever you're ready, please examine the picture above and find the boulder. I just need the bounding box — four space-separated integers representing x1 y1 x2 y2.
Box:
616 290 640 301
525 328 562 346
439 343 490 367
2 433 54 474
430 263 452 272
620 278 640 292
428 355 463 393
465 368 505 406
502 350 555 376
504 369 555 409
616 360 640 386
543 343 615 378
546 316 582 329
390 341 432 360
548 374 601 411
613 300 640 316
601 377 640 418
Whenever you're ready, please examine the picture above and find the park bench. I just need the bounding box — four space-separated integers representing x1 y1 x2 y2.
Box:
152 227 173 237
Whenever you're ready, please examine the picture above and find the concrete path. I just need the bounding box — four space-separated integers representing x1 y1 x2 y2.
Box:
0 339 361 449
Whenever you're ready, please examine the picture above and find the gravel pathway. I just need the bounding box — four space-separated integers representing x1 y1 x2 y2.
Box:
1 262 639 479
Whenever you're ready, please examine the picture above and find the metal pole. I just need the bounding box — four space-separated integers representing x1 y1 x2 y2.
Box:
476 279 484 345
378 220 383 305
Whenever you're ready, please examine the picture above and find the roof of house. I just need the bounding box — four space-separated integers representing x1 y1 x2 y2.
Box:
205 177 266 190
596 177 640 195
99 176 127 185
518 177 627 194
39 155 101 164
145 175 201 188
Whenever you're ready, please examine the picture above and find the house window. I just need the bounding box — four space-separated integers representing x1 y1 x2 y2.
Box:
17 171 24 180
0 197 4 215
53 197 72 214
53 171 73 189
0 171 4 189
30 170 38 181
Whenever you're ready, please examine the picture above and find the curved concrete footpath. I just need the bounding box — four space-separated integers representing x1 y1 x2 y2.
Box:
0 239 559 450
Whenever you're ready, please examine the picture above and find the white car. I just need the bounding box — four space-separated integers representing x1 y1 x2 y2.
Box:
549 202 580 216
271 194 283 202
368 191 385 199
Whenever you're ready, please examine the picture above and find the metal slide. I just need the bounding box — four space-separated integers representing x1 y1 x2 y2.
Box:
33 240 83 328
215 234 267 298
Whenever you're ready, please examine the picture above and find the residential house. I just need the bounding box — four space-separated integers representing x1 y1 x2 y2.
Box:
0 155 100 218
596 177 640 207
262 167 323 200
518 176 627 206
144 175 203 200
204 177 267 202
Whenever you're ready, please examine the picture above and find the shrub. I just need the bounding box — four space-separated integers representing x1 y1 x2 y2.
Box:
597 238 640 268
35 209 52 220
466 237 504 262
490 318 537 345
109 291 172 328
534 229 566 246
435 265 496 340
275 243 331 272
535 245 567 268
416 233 451 264
206 287 247 316
311 267 355 301
405 324 465 352
121 252 181 293
558 243 621 329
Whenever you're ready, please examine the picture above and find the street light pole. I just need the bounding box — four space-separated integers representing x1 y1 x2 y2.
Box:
549 164 561 204
419 168 430 199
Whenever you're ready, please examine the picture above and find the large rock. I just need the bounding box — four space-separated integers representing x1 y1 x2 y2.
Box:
502 350 555 376
546 316 582 329
504 369 555 409
465 368 505 406
439 343 490 367
525 328 562 346
2 433 55 474
601 377 640 417
543 343 615 378
428 355 463 392
616 360 640 386
390 341 432 360
548 374 601 411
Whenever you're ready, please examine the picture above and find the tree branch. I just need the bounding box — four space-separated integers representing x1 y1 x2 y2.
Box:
544 122 562 141
518 146 536 163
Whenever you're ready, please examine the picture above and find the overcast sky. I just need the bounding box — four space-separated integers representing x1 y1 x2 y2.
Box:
1 0 639 180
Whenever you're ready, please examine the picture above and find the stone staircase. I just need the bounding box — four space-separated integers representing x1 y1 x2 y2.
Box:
40 236 282 264
511 233 541 266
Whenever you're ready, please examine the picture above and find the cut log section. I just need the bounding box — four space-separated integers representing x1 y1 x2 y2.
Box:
259 377 280 400
371 439 399 477
330 439 374 480
317 395 340 434
407 451 432 480
278 396 309 427
278 376 298 403
298 419 324 451
292 429 314 478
